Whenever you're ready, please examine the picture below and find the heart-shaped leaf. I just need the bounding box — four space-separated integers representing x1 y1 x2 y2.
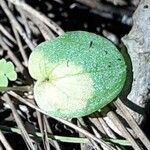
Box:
28 31 126 118
0 59 17 87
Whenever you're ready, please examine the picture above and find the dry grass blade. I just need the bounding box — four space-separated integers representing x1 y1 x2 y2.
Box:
93 114 117 139
89 139 102 150
0 23 16 43
12 26 28 66
3 93 36 150
24 12 55 40
49 121 115 149
43 116 61 150
0 0 34 50
8 0 64 35
115 99 150 150
8 91 116 150
98 118 116 139
36 111 52 150
78 118 114 150
77 120 88 150
36 111 47 149
0 35 24 72
16 6 32 39
89 115 125 150
36 21 55 40
0 129 13 150
43 117 51 150
107 111 142 150
78 118 102 149
92 116 107 136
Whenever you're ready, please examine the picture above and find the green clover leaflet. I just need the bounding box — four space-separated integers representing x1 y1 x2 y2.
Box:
0 59 17 87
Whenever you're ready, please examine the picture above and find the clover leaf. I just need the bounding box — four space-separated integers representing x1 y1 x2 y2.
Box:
0 58 17 87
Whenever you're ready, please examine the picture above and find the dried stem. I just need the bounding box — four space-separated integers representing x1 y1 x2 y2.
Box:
0 129 13 150
3 93 36 150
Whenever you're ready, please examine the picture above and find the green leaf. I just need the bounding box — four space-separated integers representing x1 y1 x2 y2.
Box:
6 71 17 81
0 75 8 87
6 61 14 69
0 59 17 87
28 31 126 118
2 60 17 81
0 58 7 64
0 58 7 73
4 61 15 73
